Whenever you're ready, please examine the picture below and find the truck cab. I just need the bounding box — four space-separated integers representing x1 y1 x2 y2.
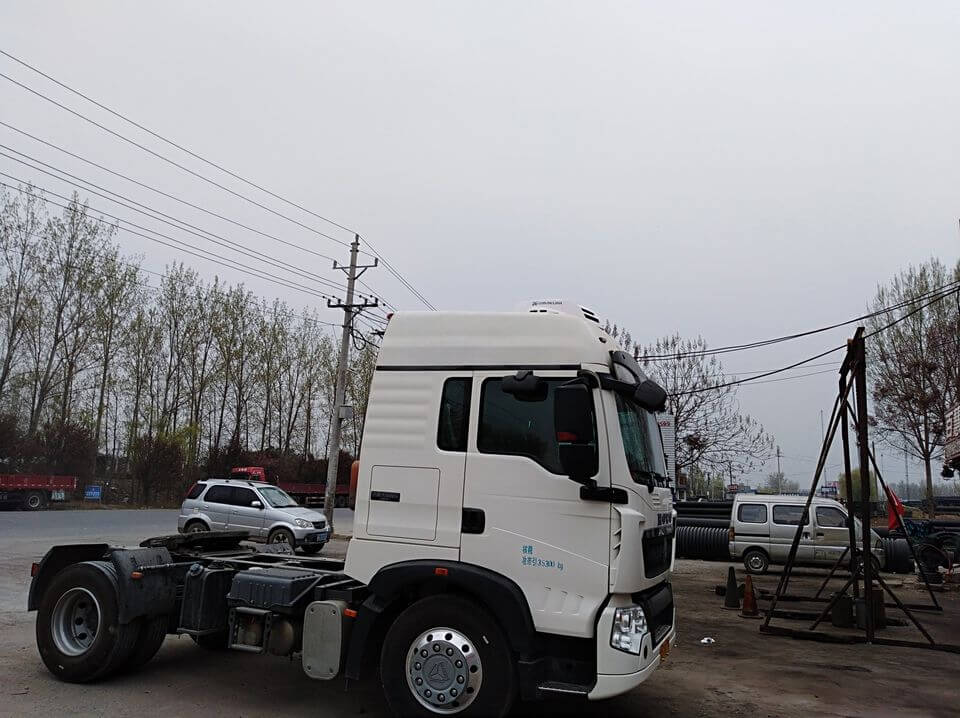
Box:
347 310 676 704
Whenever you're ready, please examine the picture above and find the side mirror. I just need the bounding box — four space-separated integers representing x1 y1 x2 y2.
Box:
554 383 598 484
502 370 547 401
633 379 667 412
251 500 263 509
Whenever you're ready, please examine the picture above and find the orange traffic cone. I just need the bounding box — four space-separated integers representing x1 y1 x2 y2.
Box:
740 574 760 618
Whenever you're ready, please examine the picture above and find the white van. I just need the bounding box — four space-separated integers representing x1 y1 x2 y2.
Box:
729 493 884 574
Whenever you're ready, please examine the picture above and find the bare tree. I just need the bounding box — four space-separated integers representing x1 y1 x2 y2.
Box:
0 187 44 405
867 258 960 516
634 333 775 479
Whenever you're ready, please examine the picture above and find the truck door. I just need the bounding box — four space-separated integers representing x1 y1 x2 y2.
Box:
771 504 814 564
460 372 611 638
813 505 850 564
360 372 468 548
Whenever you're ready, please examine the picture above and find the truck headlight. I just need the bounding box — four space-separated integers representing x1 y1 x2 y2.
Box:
294 518 311 528
610 606 648 654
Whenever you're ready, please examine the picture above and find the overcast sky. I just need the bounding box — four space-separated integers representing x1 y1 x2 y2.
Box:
2 1 958 489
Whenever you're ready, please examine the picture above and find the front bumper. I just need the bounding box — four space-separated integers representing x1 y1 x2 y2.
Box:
590 583 674 700
296 528 329 546
589 627 675 700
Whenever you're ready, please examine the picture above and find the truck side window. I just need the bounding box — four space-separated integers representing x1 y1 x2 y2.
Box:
738 503 767 523
816 506 846 528
772 505 807 525
437 378 472 452
478 378 574 474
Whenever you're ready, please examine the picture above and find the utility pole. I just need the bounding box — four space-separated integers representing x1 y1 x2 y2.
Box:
776 446 782 493
323 235 378 531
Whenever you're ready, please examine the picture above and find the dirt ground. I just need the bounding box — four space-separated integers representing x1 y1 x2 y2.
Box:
2 513 959 717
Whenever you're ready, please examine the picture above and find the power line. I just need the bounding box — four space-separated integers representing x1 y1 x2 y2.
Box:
0 149 354 295
640 278 960 362
5 227 344 330
0 69 370 255
0 180 341 304
0 121 346 265
672 283 960 396
0 50 429 308
0 48 356 236
360 237 437 311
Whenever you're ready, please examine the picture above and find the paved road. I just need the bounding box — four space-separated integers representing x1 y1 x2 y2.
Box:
0 508 355 612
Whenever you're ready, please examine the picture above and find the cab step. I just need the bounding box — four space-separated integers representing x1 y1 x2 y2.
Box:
537 681 591 696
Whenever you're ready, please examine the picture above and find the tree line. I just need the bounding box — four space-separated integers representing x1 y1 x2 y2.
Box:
0 187 376 505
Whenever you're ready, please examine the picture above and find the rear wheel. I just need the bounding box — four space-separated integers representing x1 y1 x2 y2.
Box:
268 528 295 547
24 490 46 510
125 615 169 671
380 595 516 718
743 549 769 575
184 520 208 533
36 562 141 682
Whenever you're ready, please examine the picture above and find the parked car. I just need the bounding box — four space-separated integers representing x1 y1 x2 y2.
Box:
729 493 884 574
178 478 329 554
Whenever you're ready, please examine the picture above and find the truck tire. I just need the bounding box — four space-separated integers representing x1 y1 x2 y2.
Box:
125 615 169 671
24 490 46 511
743 549 769 575
380 595 517 718
300 544 323 555
35 562 141 682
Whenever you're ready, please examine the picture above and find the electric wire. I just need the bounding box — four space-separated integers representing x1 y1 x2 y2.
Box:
0 149 353 294
0 180 340 304
672 282 960 395
641 278 960 361
0 50 430 307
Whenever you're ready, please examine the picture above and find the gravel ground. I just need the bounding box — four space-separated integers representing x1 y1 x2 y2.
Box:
1 510 959 717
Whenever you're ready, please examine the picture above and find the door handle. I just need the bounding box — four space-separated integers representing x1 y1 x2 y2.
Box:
816 532 825 537
462 507 485 534
370 490 400 502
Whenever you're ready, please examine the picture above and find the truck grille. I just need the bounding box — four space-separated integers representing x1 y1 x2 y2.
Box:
642 529 673 578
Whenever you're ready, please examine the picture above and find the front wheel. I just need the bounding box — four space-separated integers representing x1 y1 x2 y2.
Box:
380 595 516 718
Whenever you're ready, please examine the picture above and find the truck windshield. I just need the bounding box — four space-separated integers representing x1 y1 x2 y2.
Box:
615 394 668 487
258 487 299 508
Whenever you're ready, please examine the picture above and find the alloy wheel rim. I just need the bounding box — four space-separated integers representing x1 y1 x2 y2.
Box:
405 627 482 714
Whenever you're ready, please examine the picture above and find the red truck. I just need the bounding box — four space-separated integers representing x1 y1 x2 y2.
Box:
0 474 77 510
230 466 351 508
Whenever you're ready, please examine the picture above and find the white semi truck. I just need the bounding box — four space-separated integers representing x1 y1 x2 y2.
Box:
27 309 676 717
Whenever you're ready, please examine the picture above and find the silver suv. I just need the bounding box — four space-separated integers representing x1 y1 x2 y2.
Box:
178 478 329 554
